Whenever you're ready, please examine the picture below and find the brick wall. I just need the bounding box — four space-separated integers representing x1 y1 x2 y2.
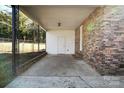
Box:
76 6 124 75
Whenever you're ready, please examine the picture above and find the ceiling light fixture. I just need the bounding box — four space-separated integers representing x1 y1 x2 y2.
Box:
58 22 61 27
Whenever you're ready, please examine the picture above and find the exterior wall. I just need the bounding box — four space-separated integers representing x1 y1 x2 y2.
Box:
75 26 83 58
75 28 80 54
76 6 124 75
46 30 75 54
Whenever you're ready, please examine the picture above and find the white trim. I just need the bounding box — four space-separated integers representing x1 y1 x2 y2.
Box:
80 25 83 51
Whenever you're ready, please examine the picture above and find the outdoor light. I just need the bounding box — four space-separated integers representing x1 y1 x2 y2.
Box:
58 22 61 27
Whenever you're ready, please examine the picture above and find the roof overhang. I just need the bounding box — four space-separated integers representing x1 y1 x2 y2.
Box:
20 5 98 31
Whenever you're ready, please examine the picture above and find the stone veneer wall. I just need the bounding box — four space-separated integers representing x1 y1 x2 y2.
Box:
80 6 124 75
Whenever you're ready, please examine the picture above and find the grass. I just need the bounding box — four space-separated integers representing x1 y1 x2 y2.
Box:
0 53 13 87
0 42 45 87
0 52 45 87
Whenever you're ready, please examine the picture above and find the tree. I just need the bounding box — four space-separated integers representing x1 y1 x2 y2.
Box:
18 12 28 39
0 11 12 38
0 6 46 42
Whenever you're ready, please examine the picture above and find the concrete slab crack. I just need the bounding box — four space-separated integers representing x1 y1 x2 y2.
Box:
79 76 93 88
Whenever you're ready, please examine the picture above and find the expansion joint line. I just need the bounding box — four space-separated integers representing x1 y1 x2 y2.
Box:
79 76 93 88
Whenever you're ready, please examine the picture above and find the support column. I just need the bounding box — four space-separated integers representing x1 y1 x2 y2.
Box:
38 25 40 52
12 5 19 75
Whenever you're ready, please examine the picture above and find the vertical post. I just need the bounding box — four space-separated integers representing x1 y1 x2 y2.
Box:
17 5 19 54
12 5 19 75
33 23 35 52
12 5 16 75
38 25 40 52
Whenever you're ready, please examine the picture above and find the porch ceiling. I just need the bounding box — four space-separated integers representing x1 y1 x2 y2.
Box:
20 5 97 31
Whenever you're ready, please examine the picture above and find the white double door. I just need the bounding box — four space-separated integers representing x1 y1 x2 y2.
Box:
57 36 66 54
57 36 73 54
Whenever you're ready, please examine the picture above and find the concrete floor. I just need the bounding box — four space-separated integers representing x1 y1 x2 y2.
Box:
6 55 124 88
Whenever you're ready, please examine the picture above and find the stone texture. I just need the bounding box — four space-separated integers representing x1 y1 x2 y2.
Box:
75 6 124 75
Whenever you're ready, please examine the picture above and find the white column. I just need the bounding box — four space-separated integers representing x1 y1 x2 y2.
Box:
80 25 83 51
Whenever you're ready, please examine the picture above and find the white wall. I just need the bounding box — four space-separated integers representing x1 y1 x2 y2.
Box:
46 30 75 54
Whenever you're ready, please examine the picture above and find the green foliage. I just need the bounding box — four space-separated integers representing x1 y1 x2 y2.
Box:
0 7 46 43
0 11 12 38
87 23 95 32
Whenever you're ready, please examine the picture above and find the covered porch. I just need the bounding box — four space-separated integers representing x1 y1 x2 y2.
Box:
6 5 101 88
1 5 124 87
20 5 97 54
